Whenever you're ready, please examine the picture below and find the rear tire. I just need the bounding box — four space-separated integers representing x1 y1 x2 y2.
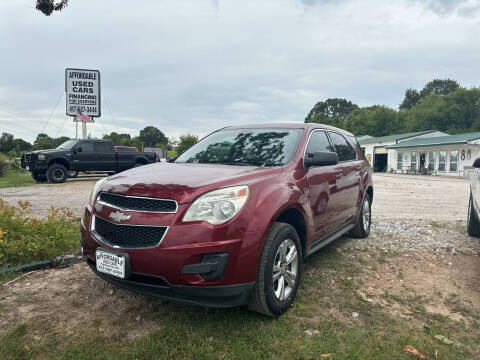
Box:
467 193 480 237
249 222 302 316
46 164 68 183
31 172 48 183
350 193 372 238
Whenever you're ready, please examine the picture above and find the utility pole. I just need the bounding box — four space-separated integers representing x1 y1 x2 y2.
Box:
82 121 87 139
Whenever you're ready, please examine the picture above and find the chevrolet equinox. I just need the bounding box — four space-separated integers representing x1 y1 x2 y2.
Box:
80 123 373 316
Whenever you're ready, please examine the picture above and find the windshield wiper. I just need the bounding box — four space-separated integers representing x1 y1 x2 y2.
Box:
218 161 264 167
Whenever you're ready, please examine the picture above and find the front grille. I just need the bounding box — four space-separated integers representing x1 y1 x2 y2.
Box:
93 216 167 249
97 192 177 213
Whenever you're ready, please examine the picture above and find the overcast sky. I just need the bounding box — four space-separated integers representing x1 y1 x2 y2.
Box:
0 0 479 143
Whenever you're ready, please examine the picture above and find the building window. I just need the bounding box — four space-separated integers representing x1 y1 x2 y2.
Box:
428 151 435 171
397 152 403 170
450 150 458 172
438 151 446 171
411 152 417 171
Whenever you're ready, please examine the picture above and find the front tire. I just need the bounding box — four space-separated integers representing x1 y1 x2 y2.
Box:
46 164 68 183
467 193 480 237
350 193 372 238
31 171 48 183
249 222 302 316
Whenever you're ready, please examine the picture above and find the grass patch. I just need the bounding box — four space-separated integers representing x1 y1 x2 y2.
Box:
0 170 33 188
0 243 478 359
0 199 80 267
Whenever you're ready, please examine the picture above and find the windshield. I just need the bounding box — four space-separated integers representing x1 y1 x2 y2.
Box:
175 128 303 166
56 139 77 150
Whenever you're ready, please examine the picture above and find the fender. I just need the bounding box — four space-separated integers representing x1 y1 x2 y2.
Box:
47 156 71 170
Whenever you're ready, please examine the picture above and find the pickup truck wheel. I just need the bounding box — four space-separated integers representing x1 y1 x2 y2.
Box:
249 222 302 316
467 193 480 237
350 193 371 238
46 164 68 183
31 172 48 183
68 171 79 178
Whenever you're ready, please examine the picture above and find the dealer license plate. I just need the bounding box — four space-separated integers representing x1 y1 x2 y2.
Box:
96 250 126 279
26 166 29 171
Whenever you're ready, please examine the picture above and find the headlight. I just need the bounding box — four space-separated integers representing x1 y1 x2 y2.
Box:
37 154 46 160
88 177 108 206
183 185 249 225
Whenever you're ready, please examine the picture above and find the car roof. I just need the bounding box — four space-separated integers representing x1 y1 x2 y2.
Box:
223 123 354 136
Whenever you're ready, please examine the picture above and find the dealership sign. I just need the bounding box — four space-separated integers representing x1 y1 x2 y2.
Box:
65 68 101 118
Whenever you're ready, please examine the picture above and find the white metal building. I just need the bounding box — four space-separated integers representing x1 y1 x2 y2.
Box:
359 130 447 172
385 132 480 177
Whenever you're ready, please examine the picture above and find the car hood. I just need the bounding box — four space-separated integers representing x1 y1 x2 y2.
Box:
102 162 282 203
29 149 69 155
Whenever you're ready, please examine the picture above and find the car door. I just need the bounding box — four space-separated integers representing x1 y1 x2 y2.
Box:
71 141 96 171
95 141 116 171
327 131 361 222
305 130 343 241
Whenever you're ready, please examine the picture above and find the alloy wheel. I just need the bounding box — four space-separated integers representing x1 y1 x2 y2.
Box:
272 238 298 301
363 197 371 232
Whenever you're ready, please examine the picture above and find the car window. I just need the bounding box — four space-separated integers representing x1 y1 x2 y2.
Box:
80 141 94 152
305 131 334 159
328 132 357 162
95 142 112 153
175 128 303 166
116 147 136 153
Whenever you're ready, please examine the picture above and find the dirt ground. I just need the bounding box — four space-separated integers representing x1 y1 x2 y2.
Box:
0 172 479 347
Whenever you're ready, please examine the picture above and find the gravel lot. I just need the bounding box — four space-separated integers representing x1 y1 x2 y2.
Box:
0 172 477 255
0 175 104 218
0 172 471 221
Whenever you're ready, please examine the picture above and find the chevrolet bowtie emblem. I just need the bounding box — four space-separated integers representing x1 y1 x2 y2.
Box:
109 211 131 223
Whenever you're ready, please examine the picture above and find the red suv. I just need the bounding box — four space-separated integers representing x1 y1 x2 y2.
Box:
80 123 373 316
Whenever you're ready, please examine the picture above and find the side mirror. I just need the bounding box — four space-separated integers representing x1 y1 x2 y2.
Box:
473 158 480 168
76 146 82 153
304 151 338 167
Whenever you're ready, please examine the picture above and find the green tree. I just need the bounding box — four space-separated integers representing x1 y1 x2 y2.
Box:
13 138 32 153
420 79 460 98
177 134 199 155
0 133 15 154
399 88 421 110
103 132 133 146
305 98 358 128
344 106 402 137
139 126 168 148
404 88 480 134
35 0 68 16
33 133 55 150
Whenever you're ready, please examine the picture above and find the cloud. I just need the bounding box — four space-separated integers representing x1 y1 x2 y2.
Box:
0 0 479 142
411 0 480 16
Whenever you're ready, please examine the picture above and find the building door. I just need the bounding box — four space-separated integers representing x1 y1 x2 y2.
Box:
419 152 426 170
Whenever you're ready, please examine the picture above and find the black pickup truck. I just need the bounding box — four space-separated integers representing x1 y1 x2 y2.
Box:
21 139 158 183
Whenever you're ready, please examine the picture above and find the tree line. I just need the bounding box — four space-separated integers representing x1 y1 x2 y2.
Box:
305 79 480 137
0 126 199 158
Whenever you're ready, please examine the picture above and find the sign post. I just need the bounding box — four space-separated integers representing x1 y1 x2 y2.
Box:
65 68 101 138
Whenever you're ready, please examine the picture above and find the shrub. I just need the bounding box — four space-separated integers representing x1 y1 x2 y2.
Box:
0 153 8 177
0 199 80 267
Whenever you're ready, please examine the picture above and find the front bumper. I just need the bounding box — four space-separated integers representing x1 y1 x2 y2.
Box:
87 259 255 307
80 203 267 292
